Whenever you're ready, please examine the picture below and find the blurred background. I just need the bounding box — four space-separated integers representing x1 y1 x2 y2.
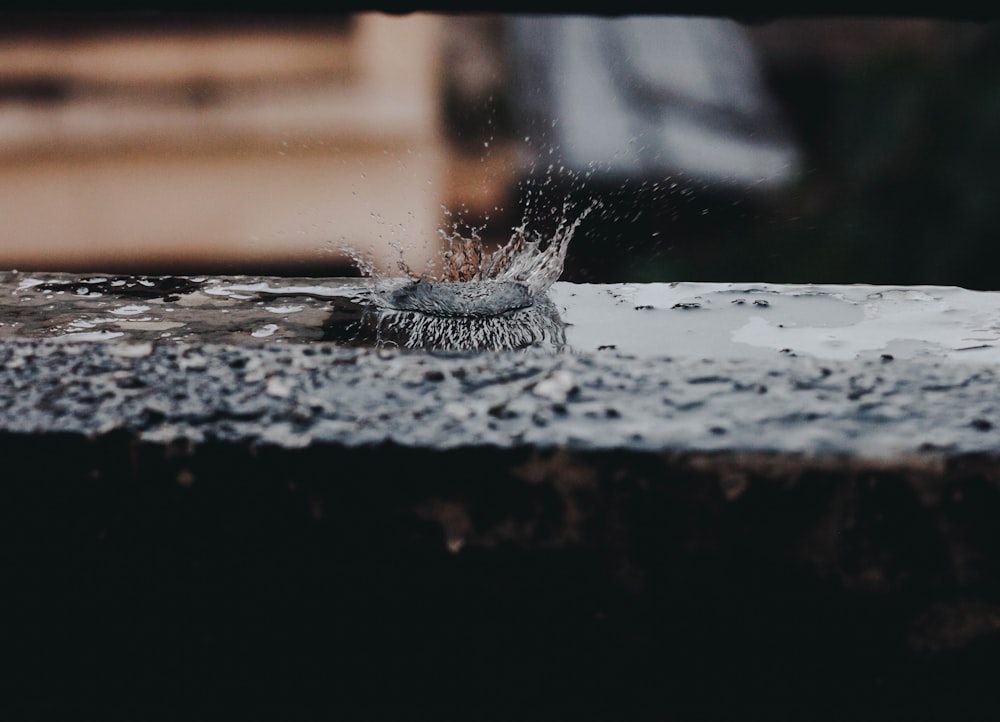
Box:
1 12 999 289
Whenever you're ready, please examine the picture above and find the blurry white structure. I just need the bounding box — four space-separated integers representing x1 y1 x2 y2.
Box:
0 13 446 274
506 15 801 189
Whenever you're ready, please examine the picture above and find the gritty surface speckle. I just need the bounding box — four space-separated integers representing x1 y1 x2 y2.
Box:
1 338 998 459
2 270 1000 458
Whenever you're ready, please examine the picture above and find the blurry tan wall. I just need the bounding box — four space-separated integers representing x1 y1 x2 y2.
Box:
0 13 452 275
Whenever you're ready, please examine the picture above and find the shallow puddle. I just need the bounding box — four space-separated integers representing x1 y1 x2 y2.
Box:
3 271 1000 362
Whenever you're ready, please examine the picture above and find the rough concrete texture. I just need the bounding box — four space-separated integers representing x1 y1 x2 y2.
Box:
3 271 1000 703
1 338 999 458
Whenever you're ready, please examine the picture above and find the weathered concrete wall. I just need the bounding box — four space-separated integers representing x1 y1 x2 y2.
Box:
3 272 1000 702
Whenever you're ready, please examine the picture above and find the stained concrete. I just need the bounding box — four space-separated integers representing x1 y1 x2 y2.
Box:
3 271 1000 703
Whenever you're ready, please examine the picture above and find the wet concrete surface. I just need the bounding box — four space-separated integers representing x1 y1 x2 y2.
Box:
2 270 999 456
3 271 1000 703
6 270 1000 361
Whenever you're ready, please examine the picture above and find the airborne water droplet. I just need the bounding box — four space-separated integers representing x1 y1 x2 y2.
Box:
334 193 598 351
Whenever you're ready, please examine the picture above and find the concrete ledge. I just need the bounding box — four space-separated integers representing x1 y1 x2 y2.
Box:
1 339 998 457
3 272 1000 702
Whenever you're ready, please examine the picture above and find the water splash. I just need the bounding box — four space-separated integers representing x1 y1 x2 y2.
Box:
331 194 597 351
373 294 567 352
378 279 535 318
433 197 597 294
340 197 595 292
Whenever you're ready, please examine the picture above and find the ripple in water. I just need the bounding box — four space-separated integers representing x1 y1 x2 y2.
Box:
339 199 596 352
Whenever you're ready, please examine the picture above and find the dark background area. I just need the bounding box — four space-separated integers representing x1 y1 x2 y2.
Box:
508 19 1000 290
